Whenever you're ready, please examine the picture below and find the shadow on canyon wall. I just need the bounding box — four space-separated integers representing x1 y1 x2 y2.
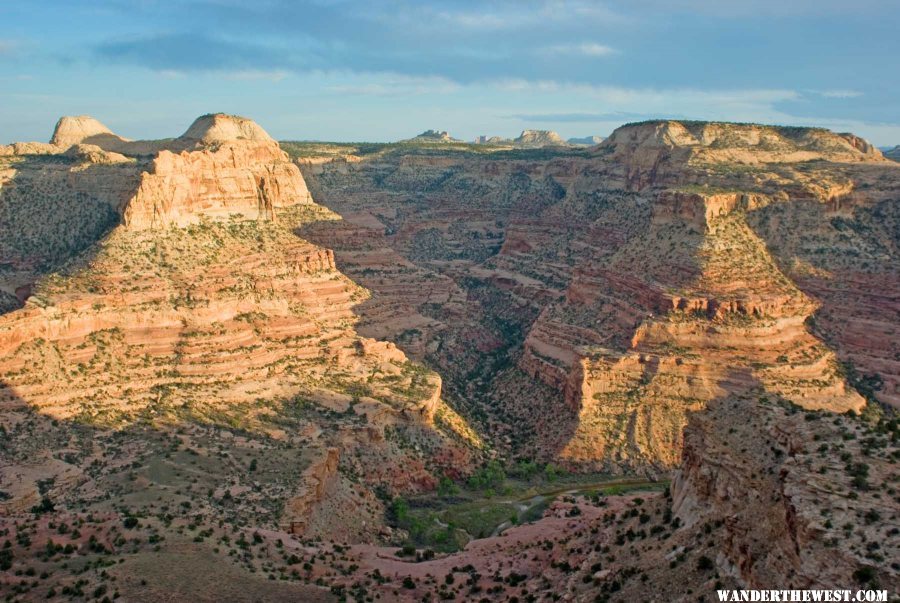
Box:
0 380 338 602
746 196 900 407
0 153 143 314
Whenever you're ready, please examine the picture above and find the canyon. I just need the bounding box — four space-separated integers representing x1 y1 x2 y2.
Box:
0 115 897 601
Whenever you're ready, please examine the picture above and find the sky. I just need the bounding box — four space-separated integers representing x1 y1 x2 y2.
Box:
2 0 899 145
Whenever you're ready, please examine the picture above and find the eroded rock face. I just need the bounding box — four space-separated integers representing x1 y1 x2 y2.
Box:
520 188 863 469
598 120 886 191
0 113 314 288
122 139 312 229
671 394 897 590
127 114 312 229
0 203 472 489
0 114 478 544
513 129 568 147
282 447 340 535
296 119 895 473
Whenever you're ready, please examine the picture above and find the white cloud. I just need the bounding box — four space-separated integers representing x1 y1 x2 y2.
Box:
429 0 625 31
817 89 864 99
542 43 617 57
485 79 798 114
223 69 290 82
154 69 289 82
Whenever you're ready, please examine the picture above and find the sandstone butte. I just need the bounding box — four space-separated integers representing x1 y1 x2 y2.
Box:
473 128 570 147
0 115 898 601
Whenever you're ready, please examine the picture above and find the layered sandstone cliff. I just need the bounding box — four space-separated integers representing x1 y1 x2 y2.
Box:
0 114 315 302
0 115 477 546
520 188 863 469
288 119 899 596
597 120 885 191
297 120 895 473
671 393 898 590
122 134 312 229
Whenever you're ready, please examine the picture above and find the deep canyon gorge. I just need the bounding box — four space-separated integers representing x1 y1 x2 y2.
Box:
0 114 897 602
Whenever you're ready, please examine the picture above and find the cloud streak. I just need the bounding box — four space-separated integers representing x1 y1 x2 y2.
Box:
542 43 617 57
817 89 864 99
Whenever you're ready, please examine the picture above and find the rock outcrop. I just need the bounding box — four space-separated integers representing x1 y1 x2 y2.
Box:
598 120 885 190
473 135 509 145
406 130 461 143
0 115 478 549
122 129 312 229
472 130 572 147
177 113 274 146
0 113 314 258
885 145 900 161
567 135 604 146
281 447 340 535
513 129 568 147
519 187 864 469
50 115 124 149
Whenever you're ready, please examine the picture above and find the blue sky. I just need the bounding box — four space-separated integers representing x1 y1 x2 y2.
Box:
2 0 899 144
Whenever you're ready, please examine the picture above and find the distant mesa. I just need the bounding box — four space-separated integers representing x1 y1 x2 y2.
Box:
473 135 509 145
473 130 572 148
885 145 900 161
513 129 568 147
567 135 604 146
599 119 886 167
406 129 461 143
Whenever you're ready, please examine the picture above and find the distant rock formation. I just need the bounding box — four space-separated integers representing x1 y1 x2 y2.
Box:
178 113 274 145
598 120 886 190
513 129 568 147
601 120 885 164
473 135 509 145
567 135 604 146
473 130 572 148
406 129 461 143
50 115 124 149
885 145 900 161
2 113 314 231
